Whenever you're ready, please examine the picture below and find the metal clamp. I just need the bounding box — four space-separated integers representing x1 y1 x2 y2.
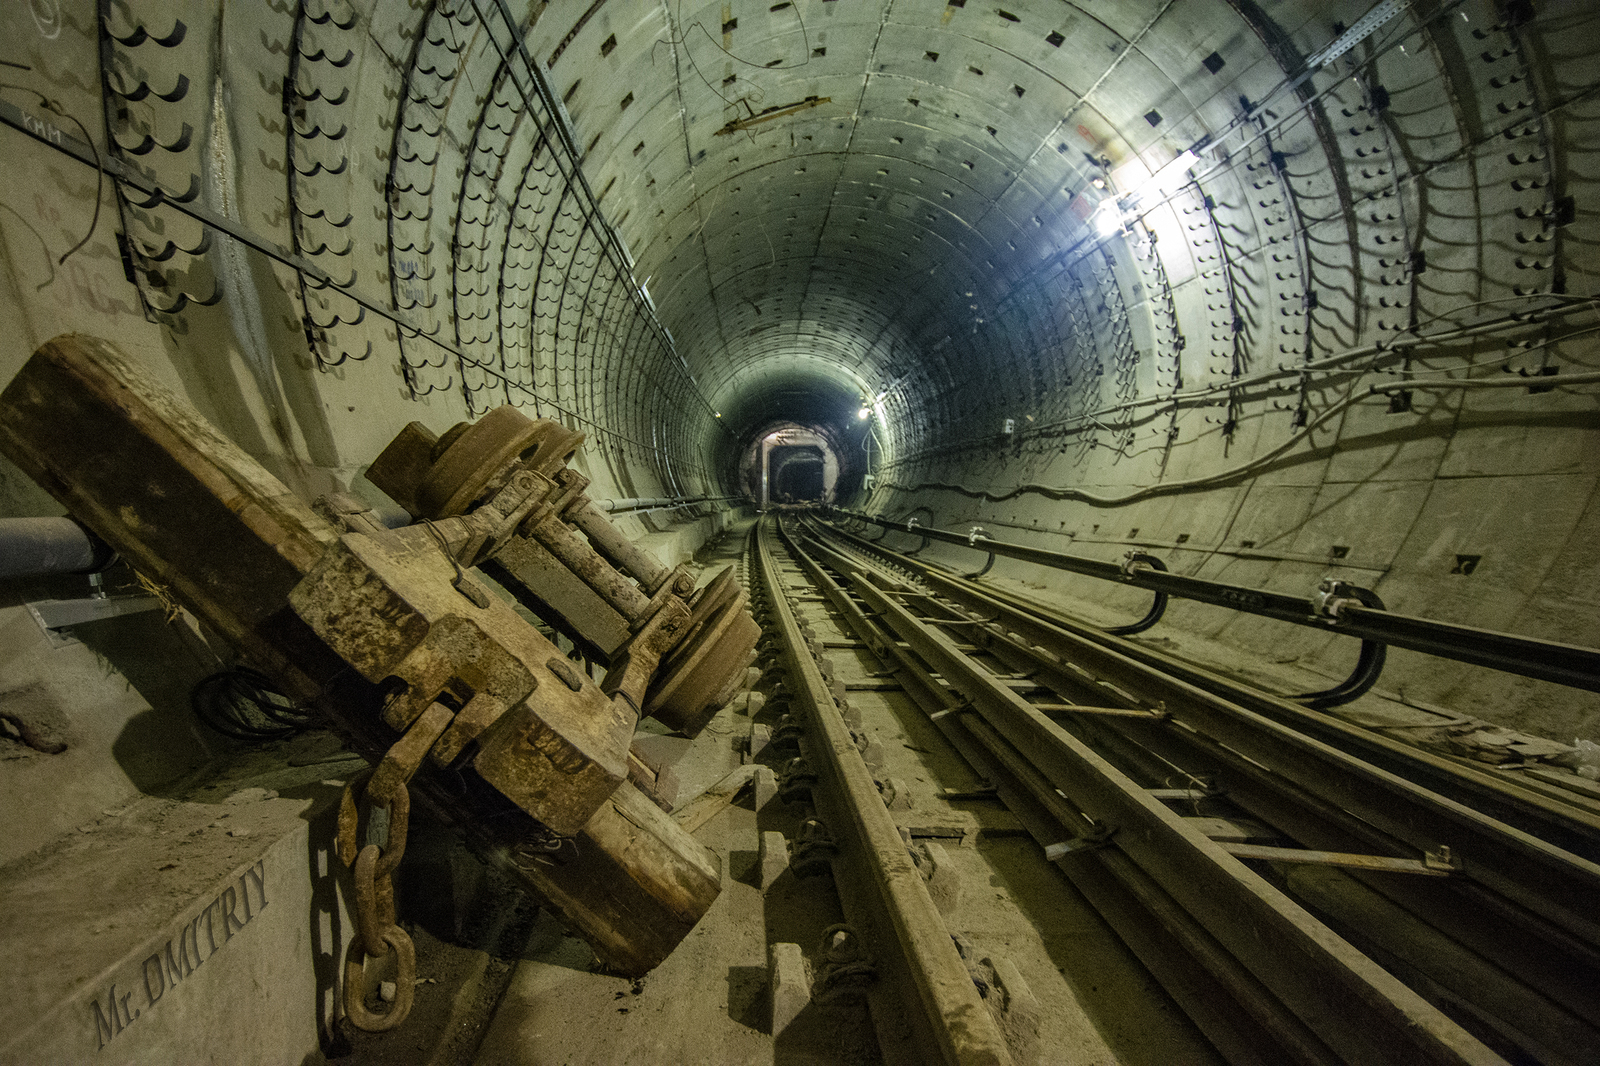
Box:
1311 576 1358 619
1119 550 1156 579
1298 578 1389 708
791 818 839 878
903 515 931 555
963 526 996 579
1106 552 1169 636
814 924 877 1002
777 756 818 804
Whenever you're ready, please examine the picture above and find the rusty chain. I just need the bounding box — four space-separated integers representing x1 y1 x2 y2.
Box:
335 702 452 1031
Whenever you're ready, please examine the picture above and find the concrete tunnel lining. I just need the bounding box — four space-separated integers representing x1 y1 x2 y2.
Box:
0 0 1592 776
0 0 1599 1059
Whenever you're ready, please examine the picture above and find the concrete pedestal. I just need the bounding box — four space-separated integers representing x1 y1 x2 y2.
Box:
0 752 356 1066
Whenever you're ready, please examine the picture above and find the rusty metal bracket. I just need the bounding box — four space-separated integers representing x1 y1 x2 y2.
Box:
291 523 633 837
790 817 838 878
364 407 757 739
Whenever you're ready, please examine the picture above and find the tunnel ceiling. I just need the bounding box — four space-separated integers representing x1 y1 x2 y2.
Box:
7 0 1594 506
0 0 1592 740
522 0 1595 475
573 0 1229 444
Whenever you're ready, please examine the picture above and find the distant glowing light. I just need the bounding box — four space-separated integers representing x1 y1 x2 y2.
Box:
857 406 871 420
1092 202 1123 237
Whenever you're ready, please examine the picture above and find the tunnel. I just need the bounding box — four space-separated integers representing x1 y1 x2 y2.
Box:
0 0 1597 1062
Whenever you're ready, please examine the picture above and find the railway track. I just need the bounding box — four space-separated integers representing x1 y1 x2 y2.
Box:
747 513 1600 1066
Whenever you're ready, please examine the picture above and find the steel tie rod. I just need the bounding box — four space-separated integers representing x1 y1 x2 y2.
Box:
845 571 1508 1065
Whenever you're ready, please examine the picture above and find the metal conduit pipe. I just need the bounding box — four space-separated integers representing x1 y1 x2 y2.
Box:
830 508 1600 694
590 495 744 514
0 517 115 580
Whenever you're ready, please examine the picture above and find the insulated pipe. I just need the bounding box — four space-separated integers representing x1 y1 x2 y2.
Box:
590 495 742 513
0 517 115 580
831 509 1600 694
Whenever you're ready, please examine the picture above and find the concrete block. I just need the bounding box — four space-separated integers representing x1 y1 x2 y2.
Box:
768 942 808 1036
988 956 1042 1064
753 765 778 811
921 840 963 915
747 723 772 761
759 830 789 889
0 782 352 1066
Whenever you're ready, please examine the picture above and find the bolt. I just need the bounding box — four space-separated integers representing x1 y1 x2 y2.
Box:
546 657 585 692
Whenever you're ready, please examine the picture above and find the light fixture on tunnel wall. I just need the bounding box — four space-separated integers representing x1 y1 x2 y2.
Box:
1094 144 1203 239
1124 149 1199 210
1092 200 1124 238
857 406 870 420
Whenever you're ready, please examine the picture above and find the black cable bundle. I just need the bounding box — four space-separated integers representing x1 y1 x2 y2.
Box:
190 668 314 741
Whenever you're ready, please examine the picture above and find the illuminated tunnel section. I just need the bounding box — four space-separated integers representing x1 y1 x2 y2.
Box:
6 0 1594 737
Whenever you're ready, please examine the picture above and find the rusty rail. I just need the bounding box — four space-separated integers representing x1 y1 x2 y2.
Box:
789 516 1600 1065
751 516 1013 1066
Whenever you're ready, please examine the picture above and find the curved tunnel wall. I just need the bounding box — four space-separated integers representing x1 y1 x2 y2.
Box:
0 0 1595 737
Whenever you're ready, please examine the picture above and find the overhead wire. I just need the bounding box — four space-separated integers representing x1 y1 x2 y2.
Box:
0 84 101 270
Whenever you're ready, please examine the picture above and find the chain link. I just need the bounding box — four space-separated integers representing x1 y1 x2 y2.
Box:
336 773 417 1031
334 701 453 1032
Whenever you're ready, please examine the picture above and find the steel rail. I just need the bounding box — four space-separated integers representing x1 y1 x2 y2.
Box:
832 508 1600 693
802 534 1600 1064
806 520 1600 1054
783 525 1348 1064
818 518 1600 862
811 519 1600 950
783 520 1513 1065
749 517 1014 1066
848 576 1504 1064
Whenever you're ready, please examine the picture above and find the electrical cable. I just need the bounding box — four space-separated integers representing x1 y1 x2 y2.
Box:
0 84 101 268
884 351 1600 507
190 668 315 741
882 300 1600 472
